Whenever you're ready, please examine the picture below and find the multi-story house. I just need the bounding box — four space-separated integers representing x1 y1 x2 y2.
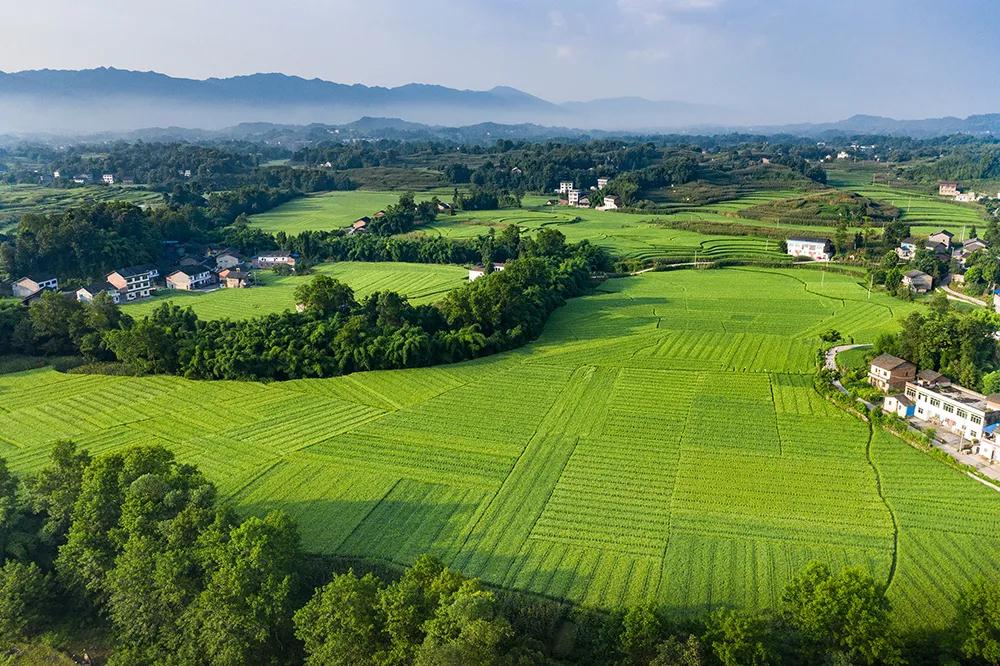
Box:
868 354 917 392
165 265 216 290
106 265 157 301
900 373 1000 441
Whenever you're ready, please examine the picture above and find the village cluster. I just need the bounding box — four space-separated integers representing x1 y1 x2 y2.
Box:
787 224 989 299
869 354 1000 463
554 179 622 210
10 247 300 306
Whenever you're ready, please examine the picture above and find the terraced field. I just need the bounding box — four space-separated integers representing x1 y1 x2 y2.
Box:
121 261 467 320
3 268 996 632
826 168 986 238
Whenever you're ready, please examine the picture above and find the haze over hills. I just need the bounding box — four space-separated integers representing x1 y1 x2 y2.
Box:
1 67 999 139
0 67 734 134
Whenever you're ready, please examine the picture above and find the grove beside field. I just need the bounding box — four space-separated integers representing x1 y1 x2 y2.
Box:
2 268 997 631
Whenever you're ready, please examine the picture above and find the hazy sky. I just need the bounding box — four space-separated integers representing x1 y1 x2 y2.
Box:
2 0 998 123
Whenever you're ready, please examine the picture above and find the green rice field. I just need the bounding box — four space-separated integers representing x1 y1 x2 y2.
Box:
249 190 452 234
0 184 163 232
121 261 467 320
1 267 995 631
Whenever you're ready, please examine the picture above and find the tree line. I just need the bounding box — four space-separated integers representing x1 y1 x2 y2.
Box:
3 439 999 665
105 237 603 380
1 228 612 381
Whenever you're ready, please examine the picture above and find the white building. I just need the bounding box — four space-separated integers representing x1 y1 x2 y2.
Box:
101 174 115 185
559 181 574 195
597 196 622 211
106 265 157 301
837 151 850 160
567 189 583 206
786 237 833 262
253 253 298 269
597 177 610 189
903 373 1000 442
166 266 215 290
468 263 506 281
955 192 979 203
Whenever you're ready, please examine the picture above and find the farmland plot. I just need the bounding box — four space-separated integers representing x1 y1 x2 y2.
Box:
1 268 998 632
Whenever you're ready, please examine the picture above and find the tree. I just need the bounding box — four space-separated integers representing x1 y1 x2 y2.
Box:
618 604 663 665
294 275 357 316
781 562 900 665
26 440 91 550
960 579 1000 665
0 458 34 562
0 561 51 642
651 635 705 666
179 512 301 666
703 609 778 666
414 581 516 666
294 571 387 666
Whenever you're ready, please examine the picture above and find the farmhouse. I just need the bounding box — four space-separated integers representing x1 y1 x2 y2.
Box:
165 265 216 290
939 181 960 197
468 263 506 281
928 229 954 248
510 167 523 176
559 181 574 194
959 238 988 265
253 253 298 269
900 372 1000 441
597 177 610 189
597 196 622 211
786 236 833 261
436 202 454 213
895 237 918 261
107 265 157 301
101 174 115 185
76 282 121 304
347 217 370 235
902 269 933 293
219 269 252 289
12 274 58 299
868 354 917 392
212 250 243 271
567 189 583 206
836 151 850 160
955 192 979 203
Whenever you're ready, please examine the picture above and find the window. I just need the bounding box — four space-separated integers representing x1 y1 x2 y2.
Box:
971 415 983 425
957 409 968 420
944 404 955 414
930 398 941 407
906 388 917 399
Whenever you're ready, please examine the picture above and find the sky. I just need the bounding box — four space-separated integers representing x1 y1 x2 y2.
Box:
1 0 998 123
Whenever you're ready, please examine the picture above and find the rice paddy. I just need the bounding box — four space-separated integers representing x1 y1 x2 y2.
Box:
120 261 468 320
1 267 994 632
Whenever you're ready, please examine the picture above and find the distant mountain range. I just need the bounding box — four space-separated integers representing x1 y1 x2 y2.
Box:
0 68 998 138
0 67 731 134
